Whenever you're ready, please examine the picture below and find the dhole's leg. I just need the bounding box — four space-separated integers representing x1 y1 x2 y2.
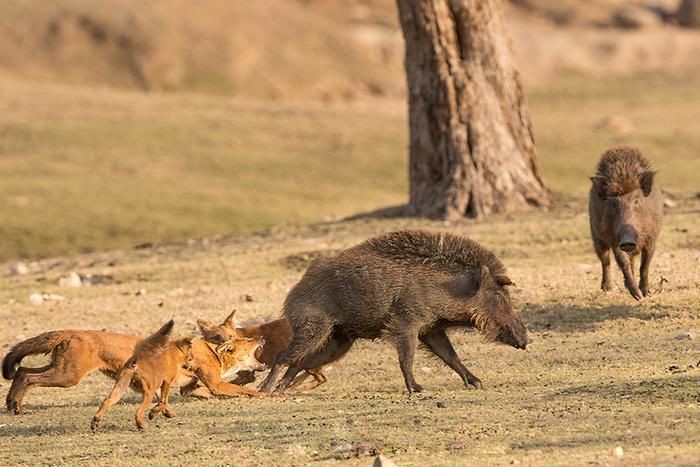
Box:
135 386 156 430
639 242 655 297
14 364 89 415
392 330 423 394
91 367 134 431
6 365 51 414
288 369 327 391
197 366 265 398
420 330 482 389
149 382 175 420
613 247 643 300
594 240 612 291
180 379 213 399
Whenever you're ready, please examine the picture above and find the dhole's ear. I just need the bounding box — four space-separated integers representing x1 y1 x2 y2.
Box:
590 176 607 199
222 309 237 329
639 170 656 196
494 275 514 287
197 319 214 334
157 320 175 337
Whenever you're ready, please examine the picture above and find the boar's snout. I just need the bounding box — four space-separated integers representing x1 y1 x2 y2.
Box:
616 224 638 253
497 320 529 350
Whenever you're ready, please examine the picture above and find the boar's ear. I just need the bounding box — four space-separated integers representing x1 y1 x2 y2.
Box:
494 275 515 287
222 309 237 328
639 170 656 196
590 176 607 199
479 265 493 287
196 319 214 334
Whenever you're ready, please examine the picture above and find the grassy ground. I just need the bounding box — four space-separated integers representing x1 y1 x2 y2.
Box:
1 73 700 261
0 192 698 465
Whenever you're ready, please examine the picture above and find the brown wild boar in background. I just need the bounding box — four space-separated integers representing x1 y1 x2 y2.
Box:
589 146 663 299
259 230 528 395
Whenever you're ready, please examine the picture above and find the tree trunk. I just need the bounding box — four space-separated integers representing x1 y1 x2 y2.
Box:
396 0 550 219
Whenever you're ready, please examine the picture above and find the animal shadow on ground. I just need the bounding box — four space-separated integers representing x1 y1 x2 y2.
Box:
341 204 407 221
555 374 699 403
522 303 658 334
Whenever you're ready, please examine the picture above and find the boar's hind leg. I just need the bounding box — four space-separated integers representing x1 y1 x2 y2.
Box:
613 248 643 300
420 330 482 389
392 331 423 394
639 242 655 297
277 333 353 393
593 240 612 292
260 316 334 393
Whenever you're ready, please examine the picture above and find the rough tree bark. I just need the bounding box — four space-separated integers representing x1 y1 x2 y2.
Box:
396 0 550 219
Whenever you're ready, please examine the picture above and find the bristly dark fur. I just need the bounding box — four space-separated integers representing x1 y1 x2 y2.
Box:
594 146 653 197
353 230 507 276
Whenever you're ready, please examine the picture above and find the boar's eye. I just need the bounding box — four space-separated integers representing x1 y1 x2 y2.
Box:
633 197 641 208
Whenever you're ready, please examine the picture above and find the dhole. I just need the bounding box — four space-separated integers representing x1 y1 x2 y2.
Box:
196 310 328 391
91 320 192 430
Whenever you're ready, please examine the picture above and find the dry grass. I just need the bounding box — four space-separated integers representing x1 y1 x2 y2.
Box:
0 194 698 465
1 72 699 261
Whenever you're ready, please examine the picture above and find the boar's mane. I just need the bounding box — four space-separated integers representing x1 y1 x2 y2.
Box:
355 230 507 277
593 146 653 197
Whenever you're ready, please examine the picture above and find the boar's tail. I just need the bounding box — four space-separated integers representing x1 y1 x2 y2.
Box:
284 321 335 365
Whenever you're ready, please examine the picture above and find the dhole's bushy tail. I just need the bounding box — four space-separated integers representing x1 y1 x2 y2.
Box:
134 320 175 355
2 332 67 379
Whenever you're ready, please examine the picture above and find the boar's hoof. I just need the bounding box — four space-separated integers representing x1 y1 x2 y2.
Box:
469 380 483 390
601 280 612 292
640 282 651 297
411 383 424 393
625 282 643 300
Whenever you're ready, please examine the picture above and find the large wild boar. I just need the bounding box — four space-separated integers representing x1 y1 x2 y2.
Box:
259 230 528 395
589 146 663 299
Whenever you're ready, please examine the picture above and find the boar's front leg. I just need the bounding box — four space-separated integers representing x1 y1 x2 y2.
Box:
593 239 612 292
392 331 423 394
639 242 655 297
420 330 483 389
613 247 642 300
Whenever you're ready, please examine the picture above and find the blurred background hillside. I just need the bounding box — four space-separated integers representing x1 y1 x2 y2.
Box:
1 0 699 260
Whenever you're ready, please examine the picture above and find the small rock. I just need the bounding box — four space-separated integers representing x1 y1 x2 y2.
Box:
58 271 82 288
613 6 662 28
15 334 26 341
243 293 254 302
613 446 624 458
28 293 44 305
135 288 147 296
674 331 696 340
374 455 397 467
510 460 521 465
42 293 65 302
596 115 634 135
436 401 446 408
663 198 677 208
10 262 28 276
